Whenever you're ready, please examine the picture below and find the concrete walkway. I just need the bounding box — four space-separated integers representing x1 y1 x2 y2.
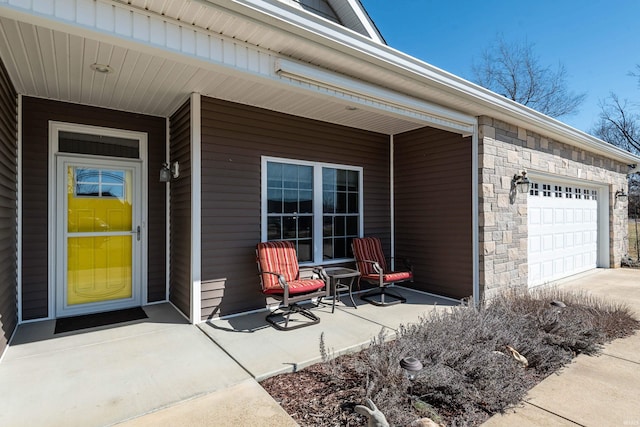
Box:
484 268 640 427
0 287 456 426
0 303 283 427
1 270 638 426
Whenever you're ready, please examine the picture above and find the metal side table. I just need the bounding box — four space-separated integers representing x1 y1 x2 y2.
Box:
324 267 360 313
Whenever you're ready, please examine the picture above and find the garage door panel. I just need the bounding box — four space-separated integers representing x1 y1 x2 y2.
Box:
530 235 541 253
528 181 599 287
555 208 563 223
564 232 573 247
530 208 541 224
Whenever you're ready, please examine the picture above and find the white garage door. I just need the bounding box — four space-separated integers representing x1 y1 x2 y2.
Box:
528 182 599 287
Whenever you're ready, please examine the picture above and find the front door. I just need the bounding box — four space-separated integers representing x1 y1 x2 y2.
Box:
56 156 142 317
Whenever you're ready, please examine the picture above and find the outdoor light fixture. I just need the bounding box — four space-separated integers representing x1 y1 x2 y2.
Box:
89 63 113 74
512 171 531 194
400 357 423 381
615 189 628 201
160 161 179 182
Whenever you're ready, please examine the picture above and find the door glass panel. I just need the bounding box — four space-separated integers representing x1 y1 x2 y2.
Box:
59 131 139 158
66 165 133 306
68 167 132 233
67 236 132 305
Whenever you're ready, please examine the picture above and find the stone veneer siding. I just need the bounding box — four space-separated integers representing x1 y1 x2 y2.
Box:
478 116 629 299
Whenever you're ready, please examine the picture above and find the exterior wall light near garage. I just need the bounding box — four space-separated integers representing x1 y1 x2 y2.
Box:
615 189 628 201
512 171 531 194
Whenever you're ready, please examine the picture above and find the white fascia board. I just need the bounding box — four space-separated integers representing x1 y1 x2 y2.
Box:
275 58 475 135
346 0 385 43
213 0 640 164
324 0 385 44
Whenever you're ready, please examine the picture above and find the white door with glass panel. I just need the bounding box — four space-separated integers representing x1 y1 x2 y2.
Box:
56 156 142 316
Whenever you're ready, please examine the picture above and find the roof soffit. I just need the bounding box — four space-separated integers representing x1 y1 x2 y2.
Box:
3 0 639 163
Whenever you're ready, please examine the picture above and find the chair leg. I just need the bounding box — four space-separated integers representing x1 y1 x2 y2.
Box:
266 303 320 330
360 286 407 306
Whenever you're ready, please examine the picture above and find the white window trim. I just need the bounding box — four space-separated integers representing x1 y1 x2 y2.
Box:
261 156 364 265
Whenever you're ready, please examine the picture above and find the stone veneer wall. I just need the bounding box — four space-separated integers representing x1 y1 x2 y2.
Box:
478 116 629 299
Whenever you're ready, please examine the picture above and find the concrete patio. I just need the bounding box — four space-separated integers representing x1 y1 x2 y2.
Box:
2 270 639 426
0 286 457 426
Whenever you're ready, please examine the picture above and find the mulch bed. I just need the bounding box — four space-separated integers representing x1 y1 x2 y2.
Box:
261 288 640 426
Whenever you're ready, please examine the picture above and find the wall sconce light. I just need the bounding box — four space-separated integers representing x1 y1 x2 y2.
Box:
160 161 179 182
615 189 628 201
512 171 531 194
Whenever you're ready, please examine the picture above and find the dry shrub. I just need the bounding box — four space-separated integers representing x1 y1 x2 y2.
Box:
262 287 639 426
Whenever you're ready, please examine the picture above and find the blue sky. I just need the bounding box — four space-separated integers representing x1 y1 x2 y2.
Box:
360 0 640 133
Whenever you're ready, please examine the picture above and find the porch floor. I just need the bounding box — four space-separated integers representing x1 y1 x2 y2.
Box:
0 286 455 426
198 286 458 381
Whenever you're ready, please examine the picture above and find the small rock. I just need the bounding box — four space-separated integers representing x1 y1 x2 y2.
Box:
550 300 566 308
411 418 443 427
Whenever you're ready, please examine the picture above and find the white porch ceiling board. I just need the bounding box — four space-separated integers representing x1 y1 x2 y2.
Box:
52 30 71 100
34 25 59 99
67 33 85 102
79 37 99 105
139 61 192 113
108 48 141 107
0 18 36 94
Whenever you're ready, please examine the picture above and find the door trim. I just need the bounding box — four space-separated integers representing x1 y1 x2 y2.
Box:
48 122 148 319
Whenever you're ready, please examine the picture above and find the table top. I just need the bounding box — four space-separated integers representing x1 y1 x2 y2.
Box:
324 267 360 278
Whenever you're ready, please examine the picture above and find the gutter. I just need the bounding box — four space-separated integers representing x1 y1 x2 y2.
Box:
203 0 640 165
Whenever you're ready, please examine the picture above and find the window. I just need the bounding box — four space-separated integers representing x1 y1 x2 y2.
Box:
529 182 539 196
554 185 563 197
542 184 552 197
74 168 125 199
565 187 573 199
263 157 362 264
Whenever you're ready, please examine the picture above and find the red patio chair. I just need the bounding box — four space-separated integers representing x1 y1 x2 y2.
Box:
256 241 328 330
351 237 412 306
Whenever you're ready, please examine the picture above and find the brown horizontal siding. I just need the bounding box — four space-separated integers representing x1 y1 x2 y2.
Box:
394 127 473 299
21 97 166 319
200 96 390 319
0 57 17 355
168 100 191 318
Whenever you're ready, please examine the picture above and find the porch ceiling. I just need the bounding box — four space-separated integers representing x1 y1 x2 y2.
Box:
0 14 429 135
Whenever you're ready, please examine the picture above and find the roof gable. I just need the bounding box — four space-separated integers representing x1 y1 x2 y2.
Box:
274 0 385 43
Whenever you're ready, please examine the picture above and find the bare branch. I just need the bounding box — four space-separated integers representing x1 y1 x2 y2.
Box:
591 93 640 154
471 36 586 118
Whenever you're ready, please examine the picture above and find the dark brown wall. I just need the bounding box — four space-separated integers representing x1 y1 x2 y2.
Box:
200 96 390 319
0 59 17 354
21 97 166 320
394 127 473 299
168 100 192 318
